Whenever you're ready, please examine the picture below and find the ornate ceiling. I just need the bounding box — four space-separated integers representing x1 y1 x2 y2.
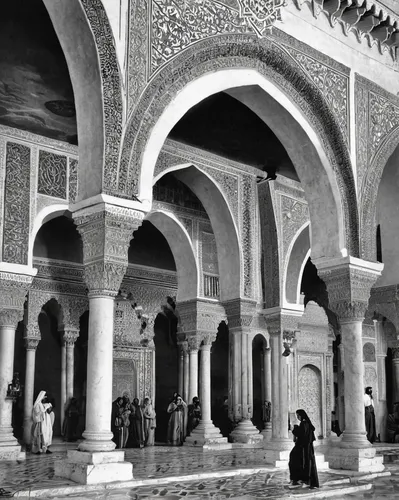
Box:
0 0 77 144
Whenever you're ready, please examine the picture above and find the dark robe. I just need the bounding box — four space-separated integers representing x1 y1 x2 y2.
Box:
129 403 145 448
387 414 399 443
187 403 201 436
289 421 319 488
365 405 376 443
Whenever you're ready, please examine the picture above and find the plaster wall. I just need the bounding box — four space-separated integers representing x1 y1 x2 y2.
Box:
281 4 399 95
375 147 399 286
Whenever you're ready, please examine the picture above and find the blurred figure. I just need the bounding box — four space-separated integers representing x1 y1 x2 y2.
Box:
142 397 156 446
31 391 53 454
187 397 201 436
167 394 187 445
62 397 80 442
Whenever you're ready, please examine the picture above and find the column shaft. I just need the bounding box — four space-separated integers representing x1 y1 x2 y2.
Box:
340 320 368 446
200 345 211 421
23 346 37 445
247 334 253 418
280 356 289 439
241 332 248 419
183 350 189 403
61 343 66 429
79 296 115 452
66 345 74 400
178 347 184 396
264 348 272 402
232 331 241 420
269 334 282 440
188 349 198 403
0 326 18 445
393 358 399 403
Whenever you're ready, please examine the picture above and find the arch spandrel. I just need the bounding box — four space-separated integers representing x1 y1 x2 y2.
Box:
42 0 123 200
121 37 358 260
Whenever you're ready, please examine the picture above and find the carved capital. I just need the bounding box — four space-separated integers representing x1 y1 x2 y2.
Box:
177 299 225 336
25 337 40 351
392 346 399 360
73 203 145 296
223 298 257 330
0 272 34 327
63 329 79 347
314 258 382 323
178 340 188 354
200 331 217 346
26 323 41 339
187 335 201 352
59 296 88 331
263 308 302 337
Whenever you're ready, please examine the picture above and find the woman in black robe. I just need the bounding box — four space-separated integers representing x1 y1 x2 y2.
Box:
289 409 319 489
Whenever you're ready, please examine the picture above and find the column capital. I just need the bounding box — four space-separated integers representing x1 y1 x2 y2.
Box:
187 335 201 352
59 296 88 331
177 299 225 337
25 337 40 351
392 346 399 360
314 257 382 322
263 307 303 337
0 271 35 328
223 298 257 330
73 203 145 297
63 329 79 347
177 340 188 353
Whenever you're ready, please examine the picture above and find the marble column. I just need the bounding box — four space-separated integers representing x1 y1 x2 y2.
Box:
315 256 384 472
392 348 399 404
261 347 272 440
178 343 184 396
0 272 34 461
23 337 40 446
64 330 79 400
231 330 241 422
188 340 199 404
183 343 189 403
55 203 144 484
185 335 226 446
61 340 66 429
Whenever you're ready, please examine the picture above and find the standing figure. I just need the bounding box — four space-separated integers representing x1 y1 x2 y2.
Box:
167 394 187 445
187 397 201 436
142 397 156 446
288 409 319 489
62 397 80 442
31 391 54 454
364 386 376 443
262 401 271 427
129 397 145 448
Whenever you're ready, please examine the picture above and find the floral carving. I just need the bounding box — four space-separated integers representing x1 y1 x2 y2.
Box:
0 272 34 327
363 342 376 362
281 195 309 262
25 337 40 351
69 158 78 203
37 150 67 199
63 329 79 347
368 92 399 163
73 204 145 296
178 299 226 336
3 142 30 265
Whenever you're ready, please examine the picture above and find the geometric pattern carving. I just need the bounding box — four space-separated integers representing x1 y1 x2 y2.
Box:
364 365 377 389
281 194 309 263
112 358 137 401
298 364 322 438
69 158 78 203
38 150 67 199
363 342 376 362
150 0 283 74
3 142 31 265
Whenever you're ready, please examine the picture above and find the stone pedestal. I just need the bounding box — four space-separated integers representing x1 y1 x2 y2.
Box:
261 422 272 441
324 446 384 472
55 450 133 484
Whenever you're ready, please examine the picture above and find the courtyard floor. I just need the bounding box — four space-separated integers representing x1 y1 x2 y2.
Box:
0 444 398 499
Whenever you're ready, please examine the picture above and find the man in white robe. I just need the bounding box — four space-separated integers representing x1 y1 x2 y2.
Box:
31 390 53 454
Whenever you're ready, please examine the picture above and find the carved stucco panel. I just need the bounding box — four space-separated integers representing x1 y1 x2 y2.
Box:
298 364 322 437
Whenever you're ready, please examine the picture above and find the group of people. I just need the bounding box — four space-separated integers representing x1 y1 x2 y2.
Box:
111 393 156 449
167 393 202 445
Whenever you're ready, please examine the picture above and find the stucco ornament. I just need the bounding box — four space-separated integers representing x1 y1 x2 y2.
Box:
0 272 35 328
178 299 226 339
114 291 152 347
73 204 145 297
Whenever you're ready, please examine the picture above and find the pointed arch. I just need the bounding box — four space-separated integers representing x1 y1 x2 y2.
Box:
285 223 311 306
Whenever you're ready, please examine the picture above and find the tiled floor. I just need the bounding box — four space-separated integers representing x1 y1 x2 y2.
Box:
0 445 395 499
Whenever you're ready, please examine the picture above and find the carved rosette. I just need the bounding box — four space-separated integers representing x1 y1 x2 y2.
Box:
315 260 381 323
223 298 257 331
0 271 34 328
73 204 145 297
63 329 79 347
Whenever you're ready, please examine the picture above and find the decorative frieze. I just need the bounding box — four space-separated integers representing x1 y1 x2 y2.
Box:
3 142 31 265
0 271 35 328
178 299 226 337
223 298 257 330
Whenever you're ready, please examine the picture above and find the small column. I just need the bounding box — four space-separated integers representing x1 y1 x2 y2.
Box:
188 338 199 404
23 337 40 446
231 330 241 421
55 203 143 484
182 342 189 403
177 342 184 396
0 272 34 461
392 347 399 403
185 334 226 446
316 256 384 472
64 329 79 400
261 347 272 440
60 339 66 430
247 334 254 420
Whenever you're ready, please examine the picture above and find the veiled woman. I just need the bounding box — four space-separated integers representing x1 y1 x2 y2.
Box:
167 394 187 445
129 397 145 448
289 409 319 489
142 397 156 446
31 391 53 454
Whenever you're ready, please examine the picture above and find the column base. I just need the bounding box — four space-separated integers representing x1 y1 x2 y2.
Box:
229 419 263 444
261 423 272 442
0 443 25 461
325 445 384 472
262 439 292 467
54 450 133 484
185 420 228 447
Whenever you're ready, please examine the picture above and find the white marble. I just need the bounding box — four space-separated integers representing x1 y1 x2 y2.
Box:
78 296 116 452
188 348 198 403
66 344 74 400
183 349 189 403
60 342 66 429
23 346 37 445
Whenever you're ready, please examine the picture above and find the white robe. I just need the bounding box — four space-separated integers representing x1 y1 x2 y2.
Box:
31 391 53 453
